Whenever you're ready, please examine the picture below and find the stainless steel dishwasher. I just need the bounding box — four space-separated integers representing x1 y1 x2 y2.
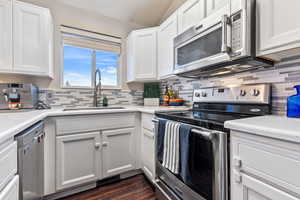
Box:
15 121 45 200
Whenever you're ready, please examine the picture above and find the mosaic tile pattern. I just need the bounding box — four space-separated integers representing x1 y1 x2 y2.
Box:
39 56 300 115
39 89 144 108
162 55 300 115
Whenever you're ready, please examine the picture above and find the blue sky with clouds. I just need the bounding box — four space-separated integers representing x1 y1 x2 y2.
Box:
64 45 118 87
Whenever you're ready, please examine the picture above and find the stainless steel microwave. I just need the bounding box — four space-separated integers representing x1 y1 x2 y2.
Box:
174 0 273 78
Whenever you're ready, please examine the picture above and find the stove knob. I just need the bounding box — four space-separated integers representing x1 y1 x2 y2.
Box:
240 90 247 97
201 92 207 97
251 89 260 96
195 92 201 97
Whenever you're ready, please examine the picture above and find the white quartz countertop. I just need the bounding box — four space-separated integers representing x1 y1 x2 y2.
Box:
0 106 190 144
225 115 300 143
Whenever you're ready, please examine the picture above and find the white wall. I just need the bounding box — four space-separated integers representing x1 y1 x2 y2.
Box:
0 0 145 90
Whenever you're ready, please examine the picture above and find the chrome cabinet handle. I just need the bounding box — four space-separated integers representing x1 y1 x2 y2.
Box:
102 142 108 147
234 157 242 169
234 171 242 183
221 15 231 53
95 143 101 149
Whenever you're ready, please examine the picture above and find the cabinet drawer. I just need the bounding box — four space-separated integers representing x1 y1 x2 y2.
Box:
0 175 19 200
55 113 135 135
142 113 154 132
233 136 300 196
0 142 17 192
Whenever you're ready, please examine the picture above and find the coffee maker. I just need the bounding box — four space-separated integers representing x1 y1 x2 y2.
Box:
0 83 39 110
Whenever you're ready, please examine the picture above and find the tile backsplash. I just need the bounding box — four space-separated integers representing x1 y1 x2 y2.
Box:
39 55 300 115
39 89 144 108
162 55 300 115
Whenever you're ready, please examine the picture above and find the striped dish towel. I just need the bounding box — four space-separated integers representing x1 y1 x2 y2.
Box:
162 121 181 174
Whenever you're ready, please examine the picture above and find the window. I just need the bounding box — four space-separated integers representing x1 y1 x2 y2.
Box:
61 26 121 89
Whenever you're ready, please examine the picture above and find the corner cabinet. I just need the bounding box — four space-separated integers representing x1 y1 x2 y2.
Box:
126 27 158 82
256 0 300 61
56 132 101 191
0 0 12 72
177 0 206 34
0 0 53 78
231 131 300 200
158 12 178 79
102 128 136 178
13 1 53 77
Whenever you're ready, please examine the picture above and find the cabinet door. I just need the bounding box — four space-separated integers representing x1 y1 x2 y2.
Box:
177 0 206 34
13 1 52 76
102 128 136 178
206 0 229 16
257 0 300 58
0 0 12 72
134 28 158 81
232 173 298 200
0 176 19 200
56 132 101 190
141 128 155 182
158 12 177 79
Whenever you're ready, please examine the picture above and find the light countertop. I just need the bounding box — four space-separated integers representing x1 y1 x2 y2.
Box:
0 105 190 144
225 115 300 143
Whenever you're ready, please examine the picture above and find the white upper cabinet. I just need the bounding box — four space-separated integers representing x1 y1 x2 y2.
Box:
207 0 230 16
127 27 158 82
257 0 300 60
13 1 53 77
102 128 136 178
0 0 12 72
177 0 206 34
158 12 178 79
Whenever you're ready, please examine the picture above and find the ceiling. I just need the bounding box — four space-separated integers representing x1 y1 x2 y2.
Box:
56 0 174 26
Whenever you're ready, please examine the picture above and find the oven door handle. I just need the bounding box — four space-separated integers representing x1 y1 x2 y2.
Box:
152 118 215 141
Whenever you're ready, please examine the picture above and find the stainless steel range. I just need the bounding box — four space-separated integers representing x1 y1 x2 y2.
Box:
153 84 271 200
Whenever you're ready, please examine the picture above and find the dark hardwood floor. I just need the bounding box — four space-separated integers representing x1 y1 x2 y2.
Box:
59 175 157 200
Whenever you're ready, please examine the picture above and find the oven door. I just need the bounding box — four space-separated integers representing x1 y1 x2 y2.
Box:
174 8 232 75
153 118 228 200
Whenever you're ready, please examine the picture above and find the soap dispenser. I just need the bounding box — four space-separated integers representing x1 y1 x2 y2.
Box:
287 85 300 118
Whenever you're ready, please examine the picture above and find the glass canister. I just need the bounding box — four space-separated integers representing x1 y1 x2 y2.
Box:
287 85 300 118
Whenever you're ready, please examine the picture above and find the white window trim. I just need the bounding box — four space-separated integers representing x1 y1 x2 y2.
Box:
60 43 122 90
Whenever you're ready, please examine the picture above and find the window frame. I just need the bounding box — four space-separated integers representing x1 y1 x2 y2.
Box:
61 42 122 90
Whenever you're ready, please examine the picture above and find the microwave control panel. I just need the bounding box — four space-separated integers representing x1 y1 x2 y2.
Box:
231 12 243 53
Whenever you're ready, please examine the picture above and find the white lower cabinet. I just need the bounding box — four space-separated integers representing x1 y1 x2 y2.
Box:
231 131 300 200
141 128 155 182
233 173 298 200
0 175 19 200
56 132 101 190
102 128 136 178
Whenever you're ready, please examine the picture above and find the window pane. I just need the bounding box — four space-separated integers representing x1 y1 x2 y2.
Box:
63 45 93 87
96 50 119 86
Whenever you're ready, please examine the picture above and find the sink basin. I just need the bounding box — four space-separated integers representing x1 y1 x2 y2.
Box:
63 107 125 111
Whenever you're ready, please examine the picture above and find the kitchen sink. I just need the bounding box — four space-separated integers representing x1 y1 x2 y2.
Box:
63 107 125 111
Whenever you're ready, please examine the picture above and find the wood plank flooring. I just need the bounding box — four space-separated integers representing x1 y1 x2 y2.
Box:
59 175 157 200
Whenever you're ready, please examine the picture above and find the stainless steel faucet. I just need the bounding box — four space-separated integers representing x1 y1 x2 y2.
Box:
93 69 102 107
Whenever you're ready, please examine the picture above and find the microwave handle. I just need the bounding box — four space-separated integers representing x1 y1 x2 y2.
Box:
221 15 231 53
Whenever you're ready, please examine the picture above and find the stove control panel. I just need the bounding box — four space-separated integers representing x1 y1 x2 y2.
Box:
193 84 270 104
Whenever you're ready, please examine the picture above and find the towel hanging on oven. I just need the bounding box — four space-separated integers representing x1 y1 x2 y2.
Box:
162 121 181 174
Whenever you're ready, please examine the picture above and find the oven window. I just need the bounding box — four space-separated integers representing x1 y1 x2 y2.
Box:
187 132 213 200
177 27 222 66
